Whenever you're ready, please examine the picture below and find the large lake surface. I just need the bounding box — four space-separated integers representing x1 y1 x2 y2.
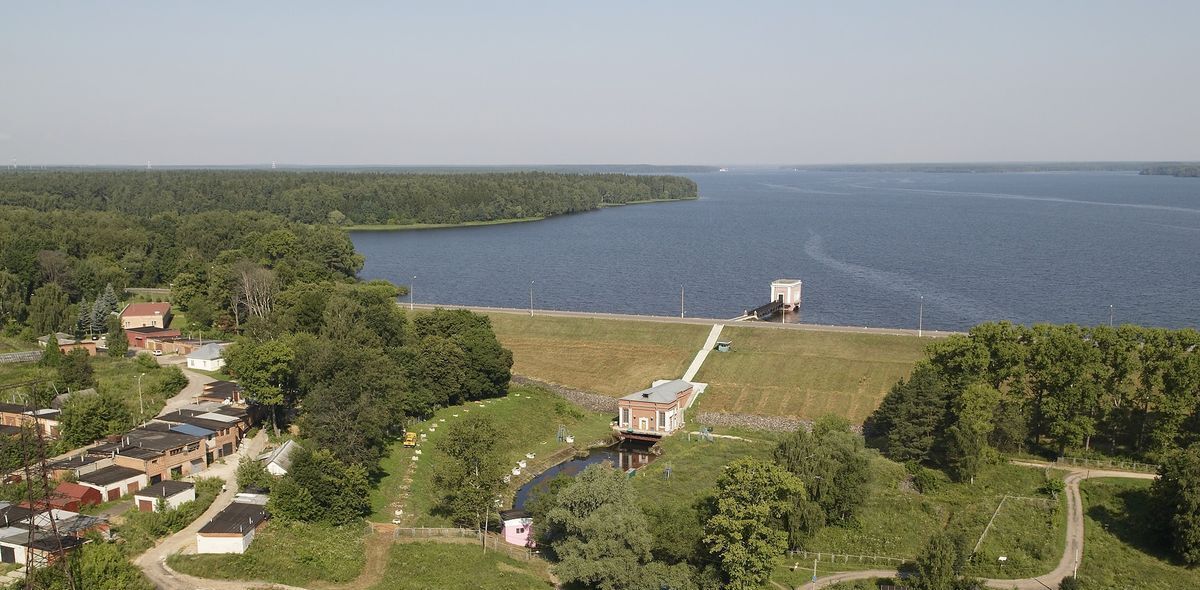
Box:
352 171 1200 331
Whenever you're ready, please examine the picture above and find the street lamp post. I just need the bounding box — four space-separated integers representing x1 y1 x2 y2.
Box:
410 276 416 311
1109 304 1114 327
529 281 534 317
918 295 924 338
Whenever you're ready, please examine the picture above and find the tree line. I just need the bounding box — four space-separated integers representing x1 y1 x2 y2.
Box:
1140 165 1200 178
0 170 699 226
867 322 1200 478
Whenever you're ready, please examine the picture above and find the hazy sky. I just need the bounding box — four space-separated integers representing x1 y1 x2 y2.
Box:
2 1 1198 165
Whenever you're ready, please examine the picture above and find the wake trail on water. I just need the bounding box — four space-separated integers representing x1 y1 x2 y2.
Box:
803 232 1012 322
759 183 852 196
846 184 1200 215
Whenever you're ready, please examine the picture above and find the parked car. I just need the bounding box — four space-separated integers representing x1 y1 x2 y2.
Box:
153 349 163 356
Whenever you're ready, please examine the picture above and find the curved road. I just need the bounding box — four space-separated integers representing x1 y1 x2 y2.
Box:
806 463 1156 589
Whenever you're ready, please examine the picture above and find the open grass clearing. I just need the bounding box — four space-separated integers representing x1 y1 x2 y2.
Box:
486 313 709 396
694 327 926 422
1078 478 1200 589
168 521 368 586
0 334 38 353
377 384 614 525
368 541 552 590
0 354 184 420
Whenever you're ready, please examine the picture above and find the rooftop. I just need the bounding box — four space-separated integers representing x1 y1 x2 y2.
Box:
76 465 145 487
156 410 234 432
619 379 693 404
261 440 299 471
123 428 202 452
199 502 267 535
126 326 179 334
120 302 171 317
187 342 226 361
137 480 194 499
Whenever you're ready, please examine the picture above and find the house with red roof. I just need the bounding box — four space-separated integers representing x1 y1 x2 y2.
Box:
119 302 172 329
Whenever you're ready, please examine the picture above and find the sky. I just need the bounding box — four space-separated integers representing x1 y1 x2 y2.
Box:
2 1 1198 166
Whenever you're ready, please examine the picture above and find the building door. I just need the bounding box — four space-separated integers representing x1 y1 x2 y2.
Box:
128 481 140 494
0 546 12 563
638 417 648 431
107 488 120 501
138 500 153 512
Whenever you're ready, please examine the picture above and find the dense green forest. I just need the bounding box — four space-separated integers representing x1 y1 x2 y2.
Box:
790 162 1200 173
1140 165 1200 178
867 322 1200 471
0 170 699 226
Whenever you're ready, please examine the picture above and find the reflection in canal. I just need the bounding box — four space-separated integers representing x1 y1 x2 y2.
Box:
512 441 657 510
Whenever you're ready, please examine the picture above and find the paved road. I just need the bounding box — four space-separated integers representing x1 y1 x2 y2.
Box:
804 462 1157 590
404 303 961 338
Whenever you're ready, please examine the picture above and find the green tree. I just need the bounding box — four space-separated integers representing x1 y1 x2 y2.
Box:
224 338 295 436
1152 443 1200 565
912 532 959 590
40 332 64 367
76 296 92 338
941 383 1000 482
59 389 132 447
28 282 71 334
703 458 803 590
0 270 25 325
267 474 321 522
284 447 370 525
432 413 507 530
774 415 871 542
236 456 275 492
58 347 97 391
106 317 129 358
866 364 950 463
543 463 655 590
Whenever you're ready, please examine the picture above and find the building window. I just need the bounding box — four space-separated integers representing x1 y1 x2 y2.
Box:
516 527 525 534
657 411 665 431
620 407 629 427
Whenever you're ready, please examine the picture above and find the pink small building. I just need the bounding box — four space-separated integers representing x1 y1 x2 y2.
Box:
500 509 534 548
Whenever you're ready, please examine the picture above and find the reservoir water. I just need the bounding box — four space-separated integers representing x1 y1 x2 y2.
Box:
352 171 1200 331
512 443 656 510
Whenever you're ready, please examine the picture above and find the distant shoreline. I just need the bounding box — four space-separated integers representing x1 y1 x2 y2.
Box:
347 196 699 231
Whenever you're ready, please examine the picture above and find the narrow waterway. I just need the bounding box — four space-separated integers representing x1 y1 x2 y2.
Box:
512 442 657 510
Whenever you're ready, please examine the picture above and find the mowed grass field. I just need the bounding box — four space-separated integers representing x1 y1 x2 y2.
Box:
694 327 927 421
486 313 709 396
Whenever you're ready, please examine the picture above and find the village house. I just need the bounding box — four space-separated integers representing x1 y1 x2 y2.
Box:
123 326 181 349
500 509 534 548
36 332 98 356
133 481 195 512
186 343 228 371
76 465 147 502
45 453 114 481
93 427 206 484
157 404 250 463
46 483 102 511
259 440 299 476
614 379 695 440
0 404 62 439
195 498 268 554
0 503 104 565
119 302 172 329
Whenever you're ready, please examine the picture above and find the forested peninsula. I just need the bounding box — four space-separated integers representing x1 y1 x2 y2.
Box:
0 170 699 226
1140 164 1200 178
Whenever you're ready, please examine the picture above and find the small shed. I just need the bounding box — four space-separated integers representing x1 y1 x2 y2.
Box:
499 509 534 548
196 501 268 554
49 482 102 511
714 341 732 352
186 343 227 371
134 480 196 512
259 440 300 476
76 465 147 502
770 279 803 307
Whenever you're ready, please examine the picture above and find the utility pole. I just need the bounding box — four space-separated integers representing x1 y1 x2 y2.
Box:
529 280 534 317
918 295 924 338
1109 304 1114 327
138 373 145 419
410 276 416 311
811 558 818 589
680 284 684 319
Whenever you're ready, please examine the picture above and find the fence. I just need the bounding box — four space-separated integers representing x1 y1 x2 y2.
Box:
393 527 536 562
1056 456 1159 473
0 351 42 364
786 549 908 566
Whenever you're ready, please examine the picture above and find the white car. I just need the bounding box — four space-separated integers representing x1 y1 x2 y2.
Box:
152 349 163 356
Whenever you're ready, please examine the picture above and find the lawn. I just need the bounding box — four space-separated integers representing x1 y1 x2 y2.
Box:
168 521 368 586
1078 478 1200 589
693 327 927 422
0 334 38 353
376 384 615 525
485 313 709 396
0 354 185 419
368 542 552 590
803 460 1064 575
